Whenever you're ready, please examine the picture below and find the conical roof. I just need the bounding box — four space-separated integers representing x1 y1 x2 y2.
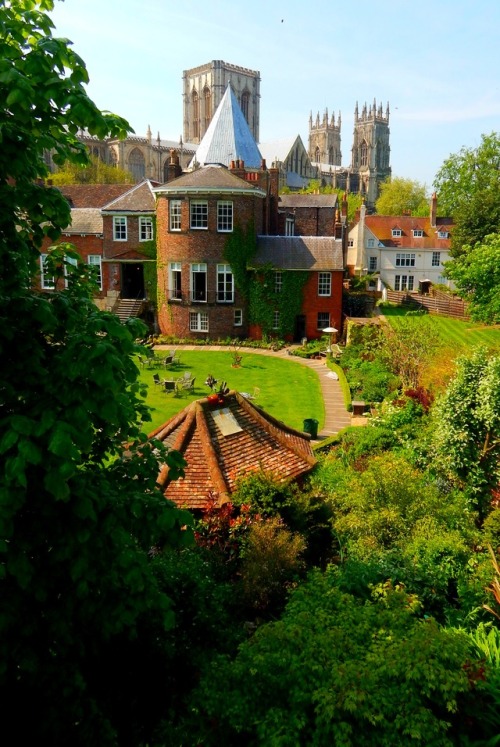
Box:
189 85 262 169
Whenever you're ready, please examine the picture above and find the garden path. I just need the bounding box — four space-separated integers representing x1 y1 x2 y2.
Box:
155 344 353 439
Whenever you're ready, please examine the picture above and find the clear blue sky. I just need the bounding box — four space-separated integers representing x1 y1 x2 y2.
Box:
49 0 500 189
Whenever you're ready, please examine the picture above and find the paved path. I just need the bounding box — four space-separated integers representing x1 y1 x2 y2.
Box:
155 344 352 439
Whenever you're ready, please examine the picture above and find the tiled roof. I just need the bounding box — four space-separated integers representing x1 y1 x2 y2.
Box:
150 392 316 511
363 215 453 249
189 85 262 169
279 194 338 209
254 236 344 271
56 184 132 208
101 179 159 212
153 164 266 196
63 208 102 234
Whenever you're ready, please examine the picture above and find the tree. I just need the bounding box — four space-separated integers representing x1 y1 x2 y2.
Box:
432 347 500 518
433 132 500 255
375 176 429 216
444 233 500 323
0 2 191 743
379 314 442 389
50 153 134 184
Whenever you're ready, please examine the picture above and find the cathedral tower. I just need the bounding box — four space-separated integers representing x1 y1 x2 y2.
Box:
183 60 261 144
308 108 342 166
351 99 391 207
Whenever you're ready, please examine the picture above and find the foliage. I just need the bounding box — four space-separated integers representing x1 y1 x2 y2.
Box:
433 132 500 255
239 517 306 616
192 570 480 746
444 233 500 324
375 176 429 216
298 180 362 222
432 347 500 517
49 153 134 184
379 314 442 389
0 3 192 743
248 264 310 338
222 220 256 299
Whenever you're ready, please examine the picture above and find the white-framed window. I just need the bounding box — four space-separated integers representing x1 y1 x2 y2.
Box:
87 255 102 290
40 254 55 289
318 272 331 296
274 271 283 294
217 201 233 232
170 200 182 231
113 216 127 241
317 312 330 330
234 308 243 326
368 256 377 271
395 252 415 267
413 229 424 238
394 274 414 291
217 263 234 303
432 251 441 266
190 311 209 332
392 228 402 238
169 262 182 300
367 238 375 248
190 262 207 302
190 200 208 229
272 310 280 330
139 216 153 241
285 217 295 236
437 230 449 239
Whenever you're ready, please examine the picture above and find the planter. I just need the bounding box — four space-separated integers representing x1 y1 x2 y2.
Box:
207 394 219 404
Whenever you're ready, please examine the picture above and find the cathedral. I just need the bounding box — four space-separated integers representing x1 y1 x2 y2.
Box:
50 60 391 208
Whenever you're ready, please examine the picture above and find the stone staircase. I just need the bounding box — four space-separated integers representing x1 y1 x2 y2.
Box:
113 298 144 323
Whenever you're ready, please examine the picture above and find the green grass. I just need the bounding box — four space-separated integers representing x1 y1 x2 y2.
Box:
137 350 324 434
380 305 500 351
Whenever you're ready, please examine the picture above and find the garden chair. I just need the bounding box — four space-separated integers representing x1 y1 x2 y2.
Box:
153 373 163 387
181 376 195 392
162 354 174 368
163 380 178 395
181 371 192 381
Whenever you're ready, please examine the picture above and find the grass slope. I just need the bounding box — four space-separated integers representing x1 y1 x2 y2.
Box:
137 350 324 434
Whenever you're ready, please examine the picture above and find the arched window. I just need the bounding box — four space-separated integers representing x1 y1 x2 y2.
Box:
128 148 145 182
328 146 334 165
192 89 199 140
315 146 320 163
240 90 250 122
203 86 211 133
360 140 368 167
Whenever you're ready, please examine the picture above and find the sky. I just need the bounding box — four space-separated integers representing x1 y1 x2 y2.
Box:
48 0 500 189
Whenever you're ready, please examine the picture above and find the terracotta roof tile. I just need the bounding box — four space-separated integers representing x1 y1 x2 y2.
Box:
56 184 131 208
364 215 453 249
150 392 316 510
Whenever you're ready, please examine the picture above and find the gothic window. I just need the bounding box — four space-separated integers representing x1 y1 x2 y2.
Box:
192 89 199 140
128 148 145 182
240 90 250 123
315 146 320 163
203 86 211 132
328 146 334 165
360 140 368 167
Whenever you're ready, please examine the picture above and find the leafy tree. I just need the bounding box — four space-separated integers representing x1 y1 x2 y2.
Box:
432 347 500 518
379 314 442 389
50 153 134 184
433 132 500 255
0 2 191 743
444 233 500 323
298 179 363 222
192 570 482 746
375 176 429 216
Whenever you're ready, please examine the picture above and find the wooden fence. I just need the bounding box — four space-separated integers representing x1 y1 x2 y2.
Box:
385 290 470 320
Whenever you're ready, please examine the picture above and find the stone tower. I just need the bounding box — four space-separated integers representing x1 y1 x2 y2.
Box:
183 60 261 144
351 99 391 207
308 109 342 166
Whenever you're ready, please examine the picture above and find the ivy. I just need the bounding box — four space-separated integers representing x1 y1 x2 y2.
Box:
223 221 256 299
248 265 309 338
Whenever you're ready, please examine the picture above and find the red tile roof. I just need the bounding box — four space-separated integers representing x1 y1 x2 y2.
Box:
150 392 317 510
56 184 132 208
364 215 453 249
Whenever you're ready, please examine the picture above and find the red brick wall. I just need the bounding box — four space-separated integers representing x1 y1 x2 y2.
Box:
102 215 154 260
38 234 108 297
156 192 264 338
301 271 343 339
277 206 336 236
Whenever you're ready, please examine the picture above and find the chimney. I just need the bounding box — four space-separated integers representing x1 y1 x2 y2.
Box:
430 192 437 227
166 149 182 182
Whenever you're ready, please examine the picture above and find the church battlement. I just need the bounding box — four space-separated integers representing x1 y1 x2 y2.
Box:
354 99 390 124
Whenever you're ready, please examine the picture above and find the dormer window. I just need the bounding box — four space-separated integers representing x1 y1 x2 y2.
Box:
412 229 424 238
437 230 449 239
392 228 402 237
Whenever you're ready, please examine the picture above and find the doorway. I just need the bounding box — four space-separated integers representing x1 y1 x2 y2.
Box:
294 314 306 342
121 263 145 299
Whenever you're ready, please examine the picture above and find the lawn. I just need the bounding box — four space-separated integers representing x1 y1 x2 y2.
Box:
380 305 500 351
136 350 324 434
